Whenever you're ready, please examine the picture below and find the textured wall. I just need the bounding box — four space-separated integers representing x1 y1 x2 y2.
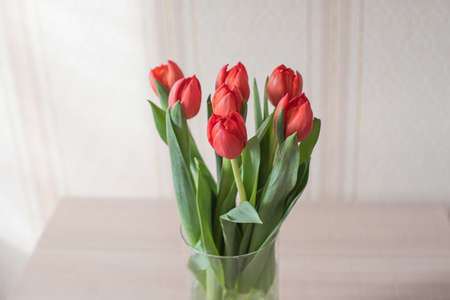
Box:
359 0 450 202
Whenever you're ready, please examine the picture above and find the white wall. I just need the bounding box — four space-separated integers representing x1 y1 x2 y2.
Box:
1 0 449 298
359 0 450 202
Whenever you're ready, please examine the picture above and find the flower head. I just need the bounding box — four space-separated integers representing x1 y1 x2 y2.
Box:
266 64 302 106
149 60 184 94
212 84 244 116
168 76 202 119
207 112 247 159
274 93 313 142
216 62 250 101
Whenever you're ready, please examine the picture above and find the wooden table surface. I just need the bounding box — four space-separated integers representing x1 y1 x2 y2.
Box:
8 198 450 300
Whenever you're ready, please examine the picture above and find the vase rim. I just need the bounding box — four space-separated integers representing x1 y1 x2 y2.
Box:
179 225 278 259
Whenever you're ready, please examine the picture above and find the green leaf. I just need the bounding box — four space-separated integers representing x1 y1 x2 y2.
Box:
219 218 241 289
215 155 223 186
189 133 217 196
299 118 321 163
275 108 285 144
221 201 262 224
238 223 253 255
213 158 236 252
237 237 277 294
286 160 310 209
166 107 200 245
249 134 300 251
169 103 217 198
160 100 217 199
195 163 225 289
241 137 261 205
216 159 236 214
170 102 190 165
241 101 248 122
220 214 242 257
263 76 269 118
220 201 262 286
214 183 236 254
206 94 212 118
154 78 169 109
258 115 275 190
195 158 219 255
261 159 310 249
239 139 262 256
253 243 277 293
252 114 274 199
195 158 225 294
193 156 217 196
255 113 273 142
253 78 262 129
215 155 223 187
148 100 166 144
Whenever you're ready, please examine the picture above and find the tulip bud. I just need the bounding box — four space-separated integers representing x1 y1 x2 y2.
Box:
207 112 247 159
274 93 313 142
149 60 184 94
168 76 202 119
212 84 244 116
215 62 250 101
266 65 303 106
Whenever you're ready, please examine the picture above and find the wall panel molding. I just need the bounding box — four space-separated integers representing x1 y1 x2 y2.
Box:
308 0 365 202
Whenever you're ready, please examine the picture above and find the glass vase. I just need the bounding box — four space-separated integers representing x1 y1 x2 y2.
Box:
182 229 279 300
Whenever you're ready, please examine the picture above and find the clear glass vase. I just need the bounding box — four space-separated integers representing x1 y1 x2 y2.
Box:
181 229 279 300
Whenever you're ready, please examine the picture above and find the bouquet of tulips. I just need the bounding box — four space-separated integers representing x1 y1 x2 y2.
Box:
148 61 320 299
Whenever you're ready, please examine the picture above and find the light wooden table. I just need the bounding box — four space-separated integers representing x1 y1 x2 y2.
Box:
8 198 450 300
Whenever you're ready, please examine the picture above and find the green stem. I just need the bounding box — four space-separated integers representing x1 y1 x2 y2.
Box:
231 158 247 203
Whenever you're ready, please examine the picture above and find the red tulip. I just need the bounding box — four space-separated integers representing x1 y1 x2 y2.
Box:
274 93 313 142
207 112 247 159
212 84 244 116
215 62 250 101
266 65 303 106
168 76 202 119
149 60 184 94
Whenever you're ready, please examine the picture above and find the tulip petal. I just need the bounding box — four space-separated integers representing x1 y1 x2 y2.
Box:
286 99 313 141
169 76 201 119
167 60 184 88
292 71 303 96
168 78 187 108
216 62 249 102
151 65 169 90
212 84 243 116
180 77 202 118
215 64 229 90
213 129 244 159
